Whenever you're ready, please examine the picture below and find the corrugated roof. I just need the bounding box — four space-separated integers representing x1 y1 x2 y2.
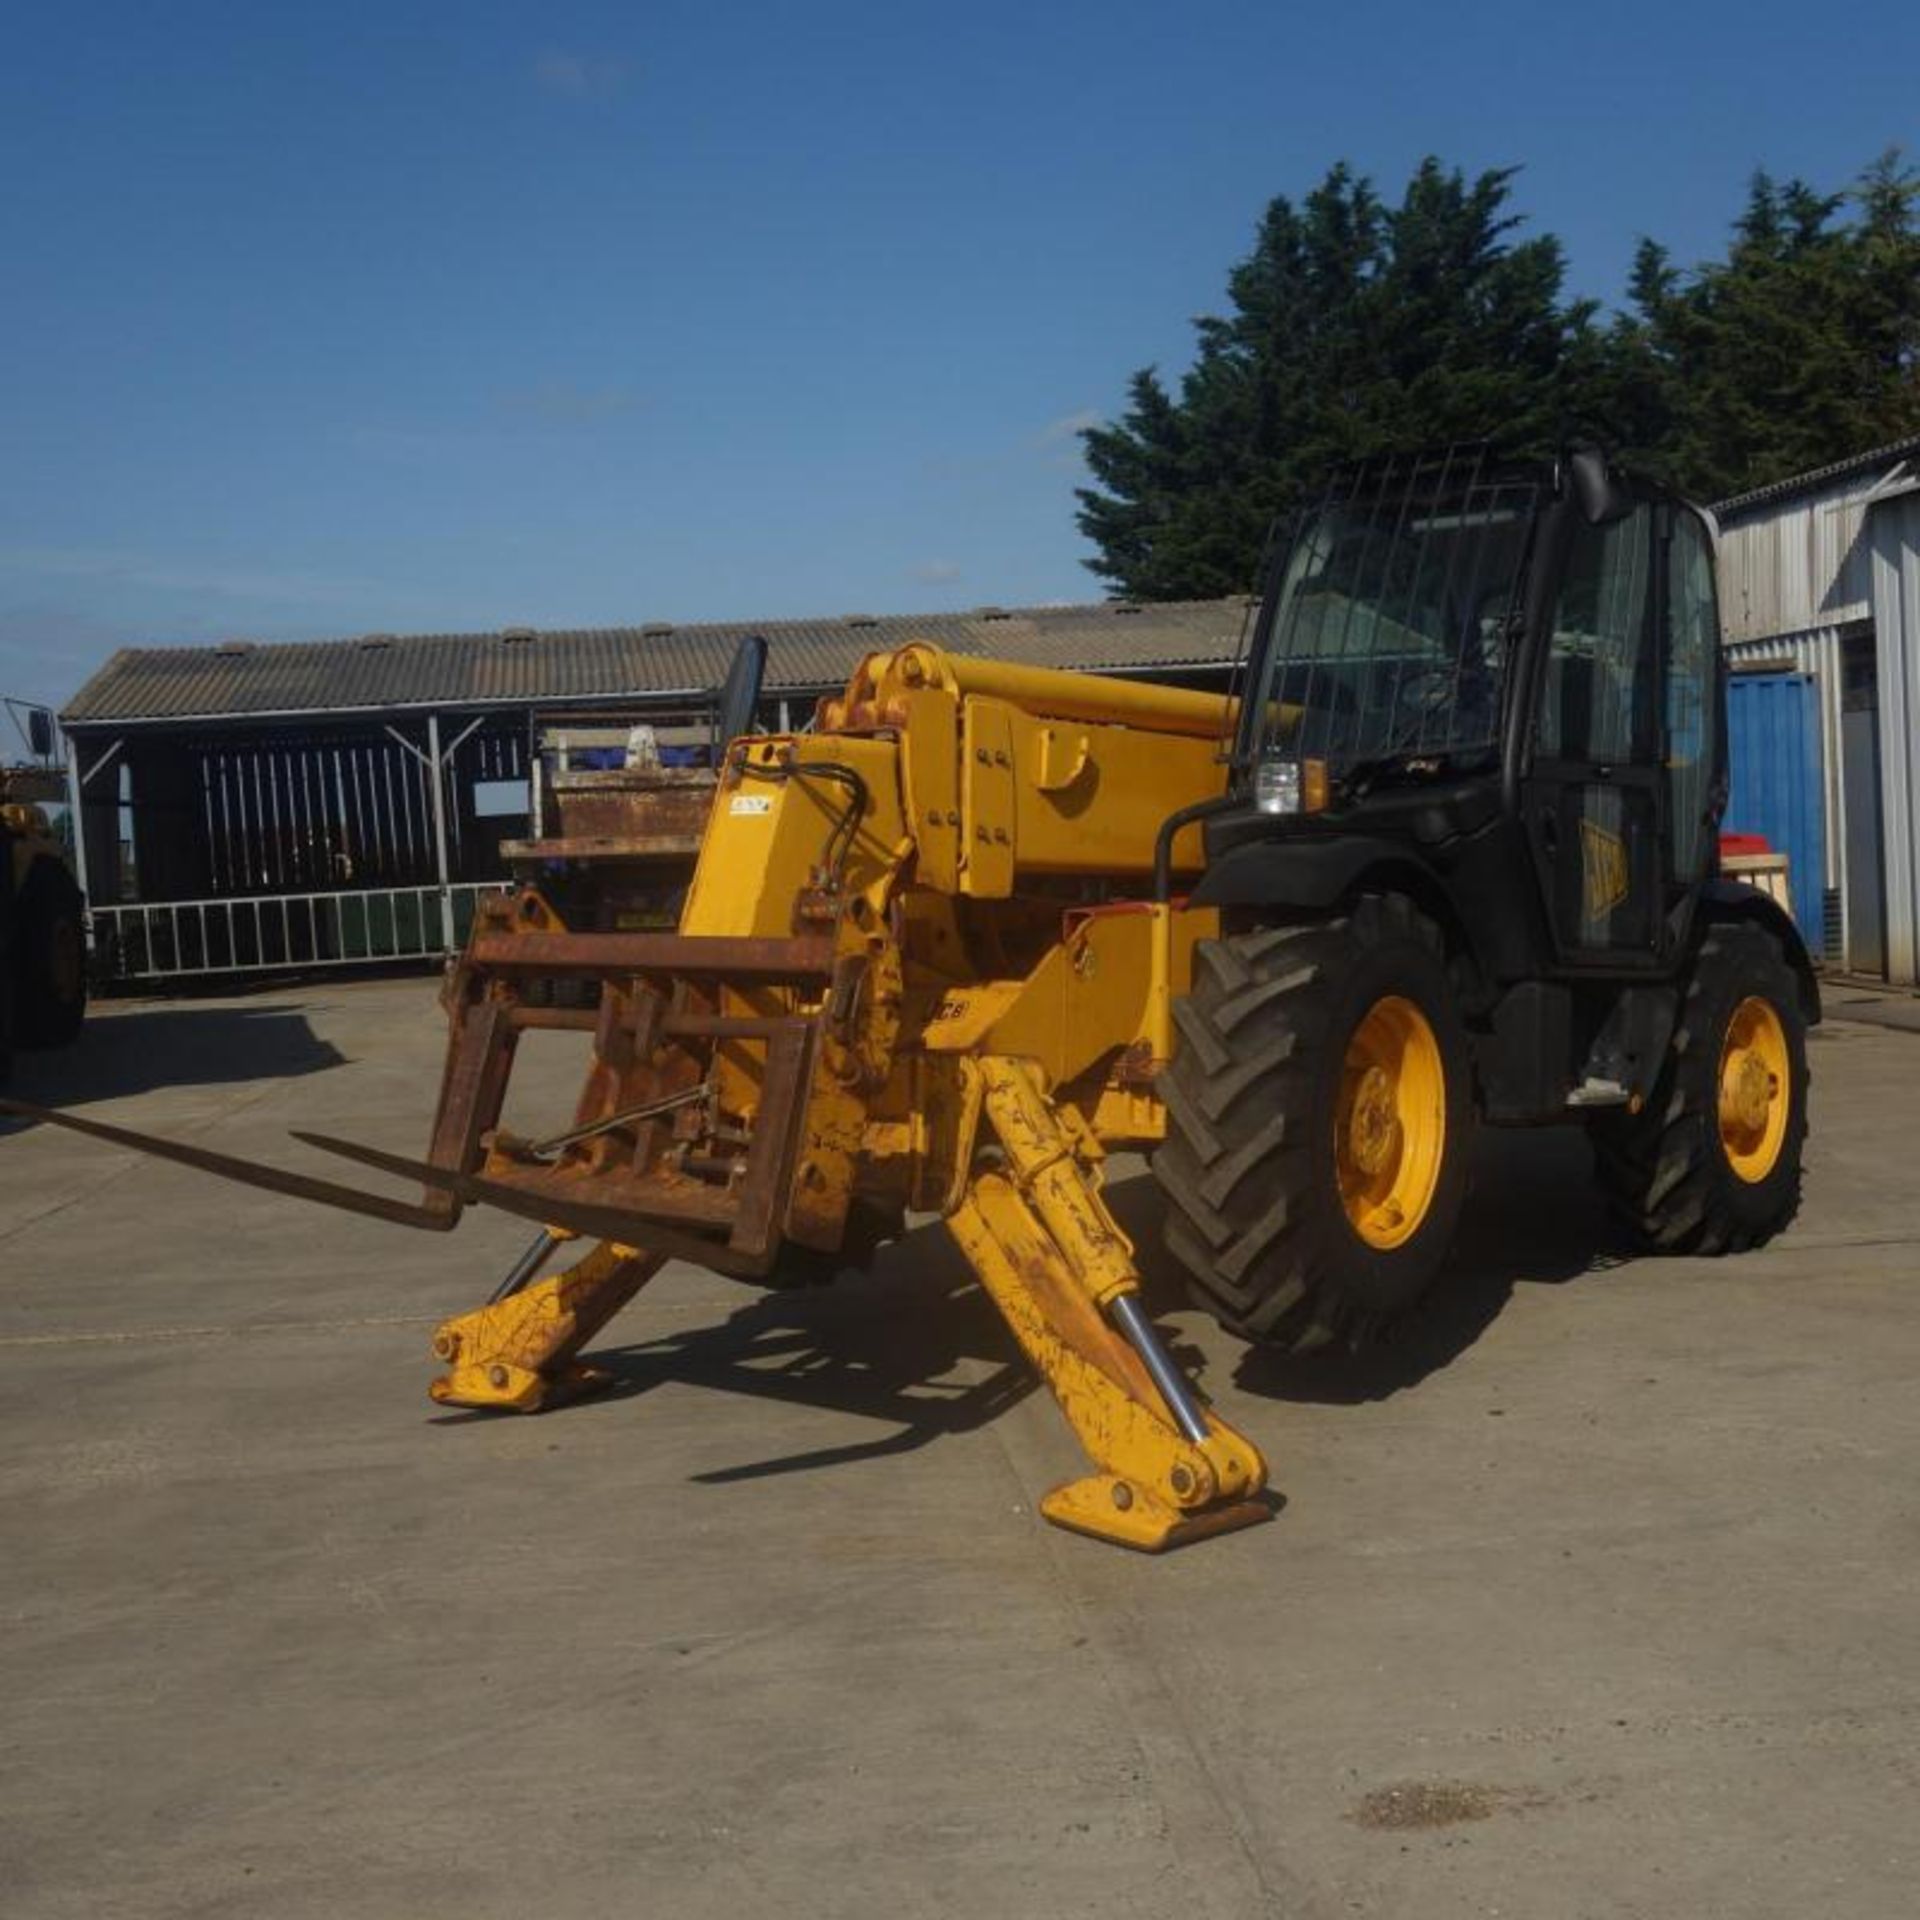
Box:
1714 434 1920 518
61 599 1254 727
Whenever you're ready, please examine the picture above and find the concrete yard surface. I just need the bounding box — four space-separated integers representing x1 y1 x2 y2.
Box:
2 975 1918 1919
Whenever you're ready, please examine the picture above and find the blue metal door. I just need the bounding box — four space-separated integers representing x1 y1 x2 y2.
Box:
1723 670 1827 951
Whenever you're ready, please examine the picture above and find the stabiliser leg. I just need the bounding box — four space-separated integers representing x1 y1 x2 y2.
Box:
947 1057 1271 1551
428 1237 665 1412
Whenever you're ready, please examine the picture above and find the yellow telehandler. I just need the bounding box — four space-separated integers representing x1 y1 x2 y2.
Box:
7 447 1815 1552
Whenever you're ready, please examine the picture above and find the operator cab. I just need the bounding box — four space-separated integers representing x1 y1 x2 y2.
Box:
1242 453 1535 789
1210 444 1727 978
1162 446 1810 1354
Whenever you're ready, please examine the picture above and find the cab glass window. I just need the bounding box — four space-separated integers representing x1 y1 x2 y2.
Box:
1539 506 1656 764
1666 510 1719 881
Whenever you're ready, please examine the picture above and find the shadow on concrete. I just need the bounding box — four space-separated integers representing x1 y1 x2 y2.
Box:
530 1228 1039 1484
2 1003 346 1114
1819 985 1920 1037
1117 1126 1623 1408
446 1124 1624 1478
95 959 440 1004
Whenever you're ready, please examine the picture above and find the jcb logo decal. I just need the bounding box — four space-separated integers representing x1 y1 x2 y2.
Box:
1581 819 1629 922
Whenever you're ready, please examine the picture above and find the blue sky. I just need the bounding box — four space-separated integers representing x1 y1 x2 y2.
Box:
2 0 1915 714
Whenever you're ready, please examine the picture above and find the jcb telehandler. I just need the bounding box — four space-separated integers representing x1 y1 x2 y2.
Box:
6 447 1813 1551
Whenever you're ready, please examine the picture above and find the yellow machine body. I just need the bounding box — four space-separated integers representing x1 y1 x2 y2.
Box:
2 795 65 893
415 645 1271 1548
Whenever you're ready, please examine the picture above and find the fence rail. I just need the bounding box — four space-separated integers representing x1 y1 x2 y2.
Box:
92 883 508 981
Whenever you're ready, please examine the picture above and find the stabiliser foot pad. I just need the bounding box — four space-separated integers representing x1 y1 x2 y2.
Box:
428 1361 617 1414
1040 1474 1275 1553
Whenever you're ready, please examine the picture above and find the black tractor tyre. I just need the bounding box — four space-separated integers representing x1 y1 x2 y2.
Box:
1591 920 1808 1253
0 929 15 1086
1154 894 1475 1351
12 860 87 1050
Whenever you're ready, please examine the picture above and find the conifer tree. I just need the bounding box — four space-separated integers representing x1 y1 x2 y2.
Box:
1078 152 1920 594
1077 159 1608 597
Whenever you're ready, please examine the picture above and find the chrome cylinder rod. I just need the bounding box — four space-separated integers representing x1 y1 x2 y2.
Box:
488 1229 560 1304
1108 1292 1211 1445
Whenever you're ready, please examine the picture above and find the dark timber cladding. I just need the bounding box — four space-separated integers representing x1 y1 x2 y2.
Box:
58 599 1250 980
180 722 528 896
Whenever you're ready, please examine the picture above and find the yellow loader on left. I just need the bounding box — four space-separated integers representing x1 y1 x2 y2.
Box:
1 701 87 1081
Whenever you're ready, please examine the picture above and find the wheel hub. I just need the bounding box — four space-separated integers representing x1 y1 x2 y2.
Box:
1716 995 1790 1184
1719 1049 1775 1137
1336 995 1446 1251
1347 1066 1401 1175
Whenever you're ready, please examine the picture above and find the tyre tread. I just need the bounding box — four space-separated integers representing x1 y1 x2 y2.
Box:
1592 922 1807 1254
1154 895 1466 1350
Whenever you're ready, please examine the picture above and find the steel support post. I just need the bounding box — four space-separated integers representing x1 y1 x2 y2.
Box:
426 712 454 952
63 736 93 944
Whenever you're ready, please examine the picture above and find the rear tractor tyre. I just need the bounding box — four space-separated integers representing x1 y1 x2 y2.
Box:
1592 921 1807 1253
1155 894 1474 1351
13 861 87 1050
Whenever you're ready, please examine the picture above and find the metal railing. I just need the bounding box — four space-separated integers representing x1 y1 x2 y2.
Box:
91 882 509 981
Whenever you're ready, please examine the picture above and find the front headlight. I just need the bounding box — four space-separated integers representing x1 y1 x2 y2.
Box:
1254 756 1302 815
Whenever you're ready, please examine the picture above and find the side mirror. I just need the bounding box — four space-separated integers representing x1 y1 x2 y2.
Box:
26 706 54 759
1567 446 1635 526
714 634 768 754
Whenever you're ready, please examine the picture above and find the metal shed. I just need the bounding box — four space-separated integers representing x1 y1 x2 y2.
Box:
1722 670 1827 948
58 599 1252 982
1714 435 1920 982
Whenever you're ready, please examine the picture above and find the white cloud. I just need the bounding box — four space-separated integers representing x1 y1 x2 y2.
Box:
331 389 645 466
1036 407 1102 447
0 546 385 609
910 559 963 586
497 381 646 425
534 49 629 98
336 424 471 463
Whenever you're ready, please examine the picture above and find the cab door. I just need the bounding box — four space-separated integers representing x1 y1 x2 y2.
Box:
1523 502 1667 964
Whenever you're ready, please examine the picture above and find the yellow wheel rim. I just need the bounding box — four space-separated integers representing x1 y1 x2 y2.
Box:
1718 995 1790 1184
1336 994 1447 1249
